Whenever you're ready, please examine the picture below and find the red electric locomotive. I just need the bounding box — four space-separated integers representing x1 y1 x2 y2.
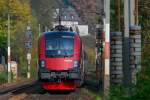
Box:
38 25 85 90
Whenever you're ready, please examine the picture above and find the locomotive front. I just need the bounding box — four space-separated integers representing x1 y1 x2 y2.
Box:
38 31 84 90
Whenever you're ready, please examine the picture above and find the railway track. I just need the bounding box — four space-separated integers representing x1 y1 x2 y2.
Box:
0 80 36 94
0 78 98 100
0 43 100 100
0 80 37 100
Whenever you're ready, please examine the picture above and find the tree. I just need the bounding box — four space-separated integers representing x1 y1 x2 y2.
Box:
30 0 58 30
0 0 38 78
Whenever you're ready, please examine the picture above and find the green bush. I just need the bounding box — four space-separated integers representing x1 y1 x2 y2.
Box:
108 33 150 100
108 85 127 100
130 60 150 100
86 48 95 64
0 71 7 84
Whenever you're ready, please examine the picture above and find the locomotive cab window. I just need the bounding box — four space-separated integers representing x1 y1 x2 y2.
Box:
45 38 74 57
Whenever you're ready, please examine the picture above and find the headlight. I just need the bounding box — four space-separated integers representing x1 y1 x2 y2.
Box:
40 60 45 68
74 60 80 67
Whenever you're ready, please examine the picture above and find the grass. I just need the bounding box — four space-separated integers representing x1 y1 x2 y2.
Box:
0 59 38 85
79 88 102 100
0 71 7 84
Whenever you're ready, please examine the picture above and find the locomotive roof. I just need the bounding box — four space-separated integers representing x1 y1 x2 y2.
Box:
44 31 78 37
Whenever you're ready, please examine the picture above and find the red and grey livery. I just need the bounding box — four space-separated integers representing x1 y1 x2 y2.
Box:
38 29 84 90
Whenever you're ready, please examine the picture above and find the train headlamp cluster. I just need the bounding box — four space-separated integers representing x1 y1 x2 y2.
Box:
40 60 45 68
73 60 80 67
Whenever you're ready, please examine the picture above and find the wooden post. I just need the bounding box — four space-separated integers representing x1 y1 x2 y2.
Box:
117 0 121 31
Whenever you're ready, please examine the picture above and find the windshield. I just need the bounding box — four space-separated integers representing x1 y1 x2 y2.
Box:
45 38 74 57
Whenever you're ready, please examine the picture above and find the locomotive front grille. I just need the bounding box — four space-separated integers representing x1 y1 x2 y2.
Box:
41 72 69 79
40 72 80 79
40 71 81 81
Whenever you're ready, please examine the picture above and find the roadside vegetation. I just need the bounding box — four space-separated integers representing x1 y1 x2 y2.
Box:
0 0 59 84
0 71 7 84
0 0 43 83
108 0 150 100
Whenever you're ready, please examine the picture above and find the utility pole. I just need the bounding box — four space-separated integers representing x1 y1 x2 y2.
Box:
129 0 135 26
135 0 139 25
27 52 31 79
103 0 110 95
39 24 41 37
58 13 61 25
45 26 48 32
123 0 131 86
129 0 141 84
7 13 11 83
26 23 32 79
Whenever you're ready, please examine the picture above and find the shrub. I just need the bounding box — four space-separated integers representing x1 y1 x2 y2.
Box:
0 71 7 84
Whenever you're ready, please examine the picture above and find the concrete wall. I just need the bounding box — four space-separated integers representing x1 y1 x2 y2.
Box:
77 25 89 36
